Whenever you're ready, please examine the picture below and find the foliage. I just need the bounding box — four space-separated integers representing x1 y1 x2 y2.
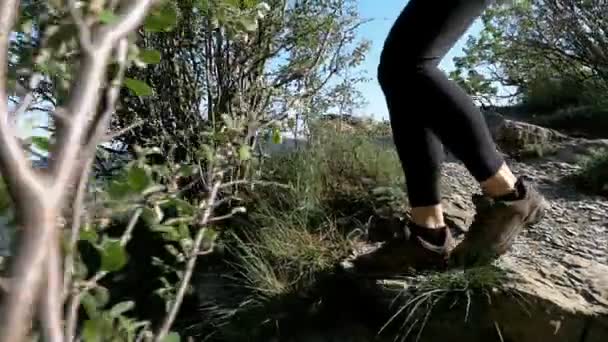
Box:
0 0 292 340
2 0 372 340
570 148 608 197
451 0 608 111
111 0 370 164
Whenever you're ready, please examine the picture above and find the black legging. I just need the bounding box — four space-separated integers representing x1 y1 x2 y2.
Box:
378 0 504 207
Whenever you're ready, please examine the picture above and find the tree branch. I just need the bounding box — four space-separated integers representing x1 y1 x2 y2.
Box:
42 239 64 342
0 1 157 340
153 178 222 341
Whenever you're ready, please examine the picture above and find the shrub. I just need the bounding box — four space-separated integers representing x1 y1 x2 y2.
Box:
571 148 608 197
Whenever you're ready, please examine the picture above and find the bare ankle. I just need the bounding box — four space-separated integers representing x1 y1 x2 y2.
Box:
411 205 445 228
481 163 517 198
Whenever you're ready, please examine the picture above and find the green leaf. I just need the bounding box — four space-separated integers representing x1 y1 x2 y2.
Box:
139 49 162 64
99 10 119 24
82 319 101 342
202 228 218 248
149 225 174 234
272 127 282 144
177 165 197 177
178 223 191 240
80 228 99 244
81 293 100 319
162 332 181 342
92 286 110 308
128 165 151 192
82 316 113 342
144 4 178 32
141 207 163 225
31 136 50 152
238 145 251 161
110 301 135 317
108 180 132 200
124 78 153 97
169 198 194 216
99 239 128 272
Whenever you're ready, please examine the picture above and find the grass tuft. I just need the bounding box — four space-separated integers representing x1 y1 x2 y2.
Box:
381 266 510 342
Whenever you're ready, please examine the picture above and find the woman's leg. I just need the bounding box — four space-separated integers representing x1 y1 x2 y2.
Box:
378 0 516 227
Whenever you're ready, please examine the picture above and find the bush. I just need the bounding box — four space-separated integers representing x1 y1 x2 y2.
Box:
522 76 589 114
531 106 608 139
571 148 608 197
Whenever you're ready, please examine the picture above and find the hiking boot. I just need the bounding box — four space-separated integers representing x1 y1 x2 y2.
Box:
450 178 547 267
341 223 455 276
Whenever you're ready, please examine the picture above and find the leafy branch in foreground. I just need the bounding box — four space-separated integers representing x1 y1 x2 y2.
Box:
0 0 263 341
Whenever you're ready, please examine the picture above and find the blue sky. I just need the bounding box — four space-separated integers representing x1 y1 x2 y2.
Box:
355 0 483 120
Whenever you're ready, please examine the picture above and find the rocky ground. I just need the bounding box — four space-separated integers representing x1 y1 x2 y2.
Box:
419 156 606 341
360 114 608 342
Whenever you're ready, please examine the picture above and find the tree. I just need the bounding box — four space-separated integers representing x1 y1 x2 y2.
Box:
451 0 608 110
110 0 370 162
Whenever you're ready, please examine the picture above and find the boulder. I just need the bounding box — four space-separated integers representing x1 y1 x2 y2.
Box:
483 111 570 156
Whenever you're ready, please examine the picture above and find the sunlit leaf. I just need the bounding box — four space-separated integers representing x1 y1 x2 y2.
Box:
92 286 110 308
31 136 50 152
272 127 282 144
82 319 100 342
128 165 151 192
238 145 251 161
81 293 100 319
139 49 162 64
162 332 181 342
144 4 178 32
80 228 99 244
108 180 132 200
99 239 128 272
124 78 153 97
110 301 135 317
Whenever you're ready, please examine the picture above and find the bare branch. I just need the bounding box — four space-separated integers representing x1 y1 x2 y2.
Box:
154 179 222 341
105 120 144 141
68 0 95 53
63 157 94 300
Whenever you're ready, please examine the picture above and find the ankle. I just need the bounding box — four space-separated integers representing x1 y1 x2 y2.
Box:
481 163 517 198
411 205 445 228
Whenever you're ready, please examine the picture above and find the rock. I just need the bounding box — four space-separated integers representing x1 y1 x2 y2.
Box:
340 159 608 342
486 113 570 155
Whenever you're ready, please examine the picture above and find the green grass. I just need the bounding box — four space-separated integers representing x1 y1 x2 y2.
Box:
235 124 405 291
380 266 515 342
193 123 406 339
